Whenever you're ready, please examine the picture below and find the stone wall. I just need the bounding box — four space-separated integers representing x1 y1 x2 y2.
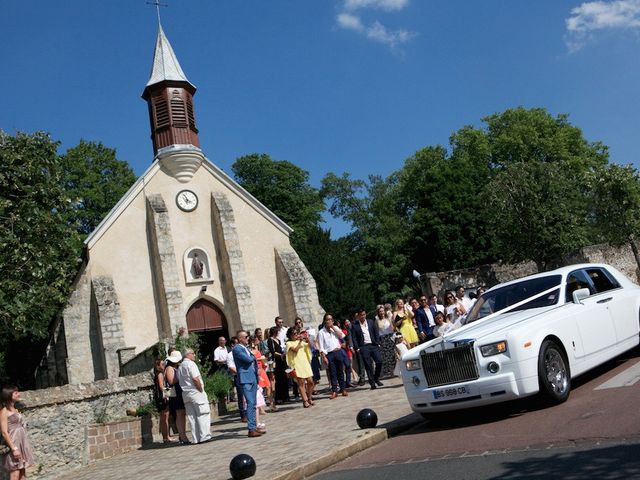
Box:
423 243 640 299
146 193 186 341
563 243 640 283
14 373 154 479
210 191 256 333
275 247 325 326
91 276 126 379
85 416 153 463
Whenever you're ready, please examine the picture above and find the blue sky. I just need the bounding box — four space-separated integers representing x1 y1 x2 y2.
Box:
2 1 640 235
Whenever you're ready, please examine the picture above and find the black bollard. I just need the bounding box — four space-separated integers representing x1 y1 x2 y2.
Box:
356 408 378 429
229 453 256 480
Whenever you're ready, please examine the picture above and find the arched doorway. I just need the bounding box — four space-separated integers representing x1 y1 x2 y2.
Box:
186 299 229 371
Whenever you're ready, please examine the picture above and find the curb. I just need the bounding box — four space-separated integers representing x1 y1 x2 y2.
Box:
270 414 420 480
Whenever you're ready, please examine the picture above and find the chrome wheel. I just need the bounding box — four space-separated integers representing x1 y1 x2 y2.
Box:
537 339 571 404
544 348 568 396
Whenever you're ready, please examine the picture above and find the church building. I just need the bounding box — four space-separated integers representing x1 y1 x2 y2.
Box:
38 23 323 386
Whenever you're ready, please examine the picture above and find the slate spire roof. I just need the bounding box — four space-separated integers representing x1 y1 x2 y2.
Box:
146 23 195 90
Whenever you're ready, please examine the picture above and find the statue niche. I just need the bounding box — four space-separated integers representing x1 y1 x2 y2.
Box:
183 247 212 284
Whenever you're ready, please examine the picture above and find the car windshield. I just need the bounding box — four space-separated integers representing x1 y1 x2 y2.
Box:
465 274 562 324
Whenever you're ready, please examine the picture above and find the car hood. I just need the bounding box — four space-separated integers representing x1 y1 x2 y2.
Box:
404 304 561 359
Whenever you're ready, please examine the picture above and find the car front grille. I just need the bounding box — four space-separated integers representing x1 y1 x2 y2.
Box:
420 342 480 387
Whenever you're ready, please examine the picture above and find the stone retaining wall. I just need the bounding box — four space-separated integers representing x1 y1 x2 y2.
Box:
12 373 154 479
86 416 153 463
423 243 640 299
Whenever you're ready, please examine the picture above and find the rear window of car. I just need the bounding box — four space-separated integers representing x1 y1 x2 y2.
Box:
586 268 620 293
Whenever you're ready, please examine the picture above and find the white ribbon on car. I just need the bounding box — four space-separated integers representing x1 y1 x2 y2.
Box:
444 283 562 337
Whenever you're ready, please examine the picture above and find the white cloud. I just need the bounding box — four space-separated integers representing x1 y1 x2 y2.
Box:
566 0 640 51
336 14 416 49
336 0 416 50
366 20 416 47
337 12 365 32
344 0 409 11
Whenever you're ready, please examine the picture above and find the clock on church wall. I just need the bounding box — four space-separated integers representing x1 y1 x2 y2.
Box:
176 189 198 212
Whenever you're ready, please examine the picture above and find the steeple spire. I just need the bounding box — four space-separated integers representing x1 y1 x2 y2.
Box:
142 24 199 156
145 24 195 91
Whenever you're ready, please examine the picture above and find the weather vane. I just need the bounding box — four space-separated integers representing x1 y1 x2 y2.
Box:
146 0 168 24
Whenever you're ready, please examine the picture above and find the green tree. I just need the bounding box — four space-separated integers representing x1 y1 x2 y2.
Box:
0 131 81 384
294 227 374 318
59 140 137 237
482 107 608 268
590 163 640 271
321 172 415 302
232 154 324 249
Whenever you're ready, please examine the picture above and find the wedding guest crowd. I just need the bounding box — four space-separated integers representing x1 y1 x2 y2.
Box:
150 286 483 444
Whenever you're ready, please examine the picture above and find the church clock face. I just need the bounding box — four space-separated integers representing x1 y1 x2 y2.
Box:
176 190 198 212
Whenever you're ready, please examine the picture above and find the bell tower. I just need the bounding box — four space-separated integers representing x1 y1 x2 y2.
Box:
142 24 200 153
142 23 204 182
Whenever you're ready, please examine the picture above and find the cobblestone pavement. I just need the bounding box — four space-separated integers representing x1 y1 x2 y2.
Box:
49 378 415 480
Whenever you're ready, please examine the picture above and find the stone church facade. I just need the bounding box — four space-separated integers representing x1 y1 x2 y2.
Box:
37 24 323 387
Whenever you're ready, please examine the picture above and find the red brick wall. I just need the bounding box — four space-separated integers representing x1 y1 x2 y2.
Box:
85 416 152 461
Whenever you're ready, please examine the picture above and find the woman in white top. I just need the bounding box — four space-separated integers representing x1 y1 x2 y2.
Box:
375 305 396 378
444 290 466 325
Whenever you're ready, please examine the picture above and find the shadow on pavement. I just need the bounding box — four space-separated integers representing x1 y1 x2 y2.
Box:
493 442 640 479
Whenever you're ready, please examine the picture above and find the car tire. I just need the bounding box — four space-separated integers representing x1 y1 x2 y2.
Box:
537 339 571 404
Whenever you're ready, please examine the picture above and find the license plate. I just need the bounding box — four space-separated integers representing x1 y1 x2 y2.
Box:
432 385 473 401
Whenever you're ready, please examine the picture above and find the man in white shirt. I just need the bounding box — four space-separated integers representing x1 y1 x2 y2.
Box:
429 294 445 314
275 316 288 348
351 309 383 389
317 313 347 399
455 285 474 312
178 348 212 443
213 336 229 372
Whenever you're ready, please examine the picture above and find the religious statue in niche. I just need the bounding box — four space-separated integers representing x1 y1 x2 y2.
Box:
191 253 204 279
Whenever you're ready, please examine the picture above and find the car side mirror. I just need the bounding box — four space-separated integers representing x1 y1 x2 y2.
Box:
573 288 590 304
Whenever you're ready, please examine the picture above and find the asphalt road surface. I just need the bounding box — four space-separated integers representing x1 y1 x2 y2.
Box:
315 346 640 480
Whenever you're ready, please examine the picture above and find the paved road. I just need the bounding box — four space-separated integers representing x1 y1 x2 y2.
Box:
313 438 640 480
316 347 640 479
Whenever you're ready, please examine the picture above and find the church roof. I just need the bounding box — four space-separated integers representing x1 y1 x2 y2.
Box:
145 24 195 90
83 154 293 250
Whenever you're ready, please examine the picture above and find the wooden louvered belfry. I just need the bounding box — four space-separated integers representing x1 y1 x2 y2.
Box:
142 24 200 155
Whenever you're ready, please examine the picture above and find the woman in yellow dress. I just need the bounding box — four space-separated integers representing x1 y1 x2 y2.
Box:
285 328 315 407
393 298 419 348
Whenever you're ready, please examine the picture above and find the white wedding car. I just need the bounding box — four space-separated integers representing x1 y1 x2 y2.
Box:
401 264 640 415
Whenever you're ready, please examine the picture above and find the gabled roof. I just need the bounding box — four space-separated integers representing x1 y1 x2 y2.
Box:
83 154 293 250
145 24 195 90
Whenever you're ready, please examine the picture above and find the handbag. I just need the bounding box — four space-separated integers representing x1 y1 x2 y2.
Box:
285 368 297 379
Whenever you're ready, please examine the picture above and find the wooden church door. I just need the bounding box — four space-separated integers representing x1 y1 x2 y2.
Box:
185 300 229 369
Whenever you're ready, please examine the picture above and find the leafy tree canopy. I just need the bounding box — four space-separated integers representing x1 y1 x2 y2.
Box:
59 140 137 237
322 107 613 295
0 131 82 382
232 154 324 246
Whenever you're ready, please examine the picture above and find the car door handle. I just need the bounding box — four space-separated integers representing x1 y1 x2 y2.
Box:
597 297 613 304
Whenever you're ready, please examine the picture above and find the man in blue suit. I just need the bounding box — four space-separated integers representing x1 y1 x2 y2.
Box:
232 330 265 437
351 308 384 390
414 297 435 342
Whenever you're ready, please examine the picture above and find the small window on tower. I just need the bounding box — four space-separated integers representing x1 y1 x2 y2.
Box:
171 90 187 128
153 95 169 128
186 97 197 130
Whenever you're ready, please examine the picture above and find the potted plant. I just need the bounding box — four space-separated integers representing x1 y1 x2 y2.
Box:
204 370 233 416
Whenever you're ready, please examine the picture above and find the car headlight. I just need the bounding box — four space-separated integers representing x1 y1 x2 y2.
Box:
480 341 508 357
405 359 421 371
